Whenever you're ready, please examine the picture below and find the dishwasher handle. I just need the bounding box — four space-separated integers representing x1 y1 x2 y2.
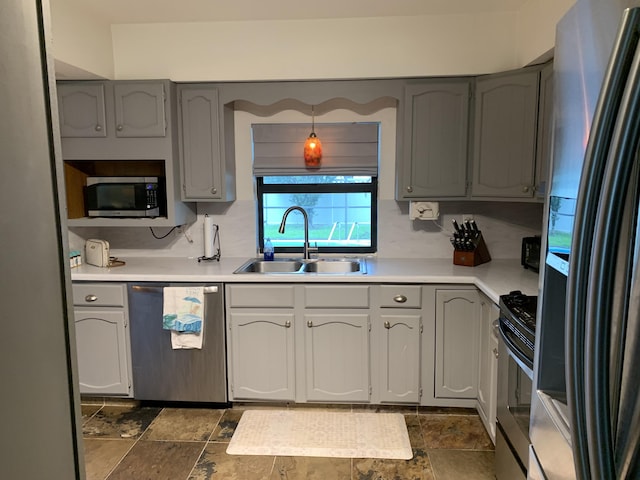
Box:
131 285 219 294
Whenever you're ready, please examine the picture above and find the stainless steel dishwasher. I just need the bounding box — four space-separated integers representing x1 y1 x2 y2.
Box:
127 283 227 403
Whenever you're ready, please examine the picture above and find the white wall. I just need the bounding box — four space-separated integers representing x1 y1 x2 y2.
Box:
49 0 115 79
110 13 519 81
516 0 574 65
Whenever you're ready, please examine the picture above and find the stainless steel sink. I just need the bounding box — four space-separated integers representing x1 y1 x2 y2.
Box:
234 259 304 274
233 257 366 275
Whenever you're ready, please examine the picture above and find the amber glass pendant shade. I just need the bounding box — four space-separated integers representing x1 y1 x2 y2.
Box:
304 132 322 168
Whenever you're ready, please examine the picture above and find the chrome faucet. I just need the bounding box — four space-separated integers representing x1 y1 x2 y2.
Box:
278 206 311 260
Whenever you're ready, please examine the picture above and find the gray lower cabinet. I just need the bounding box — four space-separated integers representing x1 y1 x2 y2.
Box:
376 285 423 403
304 313 370 402
477 293 500 441
434 288 480 399
471 68 540 199
72 283 133 396
228 311 295 401
226 284 296 401
178 85 236 201
397 80 471 199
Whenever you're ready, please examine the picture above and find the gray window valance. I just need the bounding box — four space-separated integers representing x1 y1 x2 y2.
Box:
252 123 379 176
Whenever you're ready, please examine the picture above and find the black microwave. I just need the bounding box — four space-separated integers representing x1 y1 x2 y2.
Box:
521 235 541 272
85 176 164 217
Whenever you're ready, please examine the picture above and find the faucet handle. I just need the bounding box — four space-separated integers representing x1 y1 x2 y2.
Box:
307 242 319 258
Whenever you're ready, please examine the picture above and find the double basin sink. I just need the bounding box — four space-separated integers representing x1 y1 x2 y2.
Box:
234 257 367 275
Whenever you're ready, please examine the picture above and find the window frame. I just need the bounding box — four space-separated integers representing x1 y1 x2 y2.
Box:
257 176 378 255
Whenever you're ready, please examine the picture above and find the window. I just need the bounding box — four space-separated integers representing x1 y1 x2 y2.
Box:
258 175 377 254
253 122 379 255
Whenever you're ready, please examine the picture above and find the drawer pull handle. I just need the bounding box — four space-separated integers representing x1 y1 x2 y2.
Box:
307 320 313 328
384 321 391 329
493 348 499 358
85 294 98 303
393 295 407 303
284 320 291 328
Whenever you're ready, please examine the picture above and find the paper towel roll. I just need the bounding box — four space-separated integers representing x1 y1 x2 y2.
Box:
203 215 213 258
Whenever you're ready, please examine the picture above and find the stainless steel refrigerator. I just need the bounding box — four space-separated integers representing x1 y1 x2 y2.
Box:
0 0 83 478
531 0 640 478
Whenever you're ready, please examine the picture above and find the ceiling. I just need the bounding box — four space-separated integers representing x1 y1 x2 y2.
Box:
73 0 528 24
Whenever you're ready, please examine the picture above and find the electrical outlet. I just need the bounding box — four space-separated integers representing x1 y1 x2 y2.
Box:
462 214 473 223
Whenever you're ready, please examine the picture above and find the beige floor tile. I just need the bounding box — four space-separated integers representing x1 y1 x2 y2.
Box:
353 448 436 480
271 456 351 480
419 414 494 450
427 449 495 480
83 405 161 439
190 442 275 480
405 414 426 449
107 440 205 480
210 409 243 442
142 408 224 441
82 405 102 424
82 438 134 480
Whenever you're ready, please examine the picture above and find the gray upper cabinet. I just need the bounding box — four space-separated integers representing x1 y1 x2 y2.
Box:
113 83 166 137
58 81 166 139
535 62 554 199
178 85 236 201
57 83 107 137
398 80 471 199
471 68 540 198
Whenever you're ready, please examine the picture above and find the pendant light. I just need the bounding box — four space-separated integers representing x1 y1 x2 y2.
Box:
303 105 322 168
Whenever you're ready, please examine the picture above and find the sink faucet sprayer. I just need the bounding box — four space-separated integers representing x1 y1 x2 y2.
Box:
278 206 312 260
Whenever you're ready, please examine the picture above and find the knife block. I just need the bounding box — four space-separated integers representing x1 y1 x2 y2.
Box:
453 234 492 267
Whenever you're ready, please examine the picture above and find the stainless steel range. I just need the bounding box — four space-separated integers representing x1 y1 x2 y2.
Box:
496 290 537 480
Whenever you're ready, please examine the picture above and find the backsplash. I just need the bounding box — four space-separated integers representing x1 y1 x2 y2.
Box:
68 200 543 261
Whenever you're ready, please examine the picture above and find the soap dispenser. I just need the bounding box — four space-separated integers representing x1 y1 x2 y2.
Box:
264 238 274 261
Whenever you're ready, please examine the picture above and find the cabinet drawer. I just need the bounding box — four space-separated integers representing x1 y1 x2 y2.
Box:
304 285 369 308
72 283 126 307
228 284 295 308
379 285 422 308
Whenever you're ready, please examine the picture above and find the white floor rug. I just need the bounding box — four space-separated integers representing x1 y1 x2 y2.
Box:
226 409 413 460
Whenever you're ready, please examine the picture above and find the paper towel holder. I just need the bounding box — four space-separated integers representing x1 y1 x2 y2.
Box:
198 216 221 262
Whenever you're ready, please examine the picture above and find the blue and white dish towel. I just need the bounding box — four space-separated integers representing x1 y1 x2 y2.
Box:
162 286 204 349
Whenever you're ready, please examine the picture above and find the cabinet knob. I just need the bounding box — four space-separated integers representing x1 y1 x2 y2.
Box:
406 186 413 193
284 320 291 328
211 188 217 194
116 124 124 131
493 348 499 358
85 294 98 303
94 125 102 132
522 185 530 193
384 321 391 329
307 320 313 328
393 295 407 303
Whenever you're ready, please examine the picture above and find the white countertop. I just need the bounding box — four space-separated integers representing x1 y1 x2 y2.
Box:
71 256 540 304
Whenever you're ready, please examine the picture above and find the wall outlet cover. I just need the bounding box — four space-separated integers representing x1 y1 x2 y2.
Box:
410 201 440 220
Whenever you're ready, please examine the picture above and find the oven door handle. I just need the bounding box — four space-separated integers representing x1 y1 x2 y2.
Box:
498 325 534 378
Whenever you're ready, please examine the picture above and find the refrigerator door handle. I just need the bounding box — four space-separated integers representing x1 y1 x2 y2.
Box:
566 7 640 480
587 39 640 479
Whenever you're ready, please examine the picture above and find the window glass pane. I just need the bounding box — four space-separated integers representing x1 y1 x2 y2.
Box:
263 191 372 249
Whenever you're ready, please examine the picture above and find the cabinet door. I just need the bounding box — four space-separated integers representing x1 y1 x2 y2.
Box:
435 289 480 399
535 62 554 199
472 70 539 198
179 88 224 200
399 81 470 199
304 313 370 402
57 83 106 137
113 82 166 137
228 312 295 401
477 297 500 440
74 309 131 395
379 313 421 403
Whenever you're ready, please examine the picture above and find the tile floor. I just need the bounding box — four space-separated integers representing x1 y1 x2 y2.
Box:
81 402 495 480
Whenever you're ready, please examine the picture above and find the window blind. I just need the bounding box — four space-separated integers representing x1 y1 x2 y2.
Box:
252 123 379 176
